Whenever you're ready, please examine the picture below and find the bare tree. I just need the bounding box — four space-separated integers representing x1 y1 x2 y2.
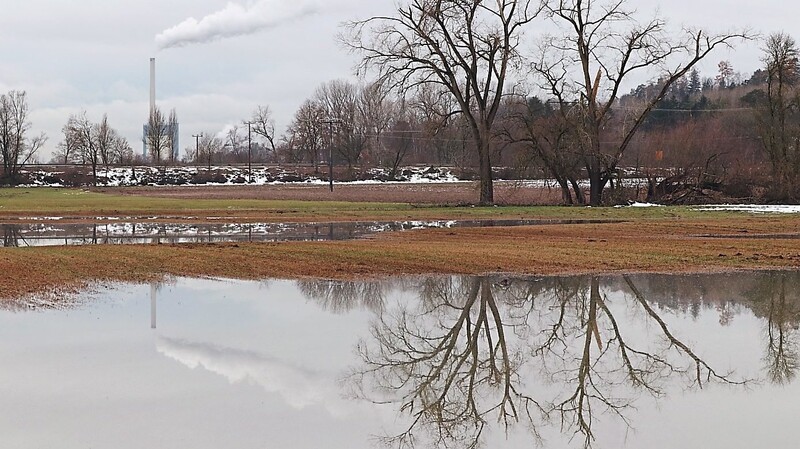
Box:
284 100 327 168
195 133 224 169
95 114 113 175
111 134 134 166
54 117 81 165
503 96 586 204
225 125 245 163
166 109 179 164
0 91 45 184
381 112 417 178
534 0 750 205
314 79 368 171
69 112 101 186
146 106 168 165
64 113 124 185
755 32 800 200
410 85 472 166
344 0 542 205
360 81 396 162
250 105 277 157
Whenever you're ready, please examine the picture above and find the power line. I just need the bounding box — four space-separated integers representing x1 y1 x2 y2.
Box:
620 106 754 112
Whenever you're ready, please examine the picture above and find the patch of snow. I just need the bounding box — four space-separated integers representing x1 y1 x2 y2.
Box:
615 202 664 208
514 178 650 189
694 204 800 214
19 216 64 221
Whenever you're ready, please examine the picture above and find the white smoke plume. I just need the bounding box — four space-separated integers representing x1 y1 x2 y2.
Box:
156 336 352 417
156 0 319 49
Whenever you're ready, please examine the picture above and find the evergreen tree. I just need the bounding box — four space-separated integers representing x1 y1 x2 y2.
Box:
688 69 702 93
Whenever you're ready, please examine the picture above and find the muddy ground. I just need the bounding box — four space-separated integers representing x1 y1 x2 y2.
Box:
4 216 800 301
4 182 797 302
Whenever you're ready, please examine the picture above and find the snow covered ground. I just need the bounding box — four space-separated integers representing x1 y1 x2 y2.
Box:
15 165 660 189
611 203 800 213
693 205 800 214
614 202 664 208
17 166 462 188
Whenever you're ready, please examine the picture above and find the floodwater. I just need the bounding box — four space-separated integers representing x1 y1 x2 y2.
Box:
0 219 613 247
1 272 799 448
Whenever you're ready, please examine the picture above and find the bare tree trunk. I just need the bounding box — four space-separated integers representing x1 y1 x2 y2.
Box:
554 178 573 205
588 157 603 206
478 138 494 205
570 178 586 205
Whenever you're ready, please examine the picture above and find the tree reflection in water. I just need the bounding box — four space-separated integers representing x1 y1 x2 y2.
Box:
298 279 388 314
303 275 753 449
748 272 800 384
2 224 23 247
348 276 537 449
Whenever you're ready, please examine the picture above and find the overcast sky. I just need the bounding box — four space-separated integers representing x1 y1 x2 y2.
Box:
0 0 793 161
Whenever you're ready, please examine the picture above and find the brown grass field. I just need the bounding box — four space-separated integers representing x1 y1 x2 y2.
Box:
109 181 565 205
2 183 800 301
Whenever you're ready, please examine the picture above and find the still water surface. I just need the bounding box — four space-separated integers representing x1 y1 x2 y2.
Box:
1 272 798 448
1 219 615 247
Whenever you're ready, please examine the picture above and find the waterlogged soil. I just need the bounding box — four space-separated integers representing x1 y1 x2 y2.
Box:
3 216 800 301
3 185 800 300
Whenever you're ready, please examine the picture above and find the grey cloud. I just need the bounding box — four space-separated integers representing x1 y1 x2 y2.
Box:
155 0 319 50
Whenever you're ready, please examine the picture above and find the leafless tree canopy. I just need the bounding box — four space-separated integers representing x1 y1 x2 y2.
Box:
744 272 800 385
532 0 750 205
189 133 224 169
60 112 130 185
145 107 169 165
283 99 328 168
250 105 277 154
298 279 387 314
339 275 748 448
146 106 174 165
0 90 45 184
754 32 800 200
344 0 543 205
501 97 586 204
166 109 179 163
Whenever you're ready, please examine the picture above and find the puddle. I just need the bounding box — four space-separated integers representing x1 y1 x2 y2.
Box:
0 219 613 247
1 271 798 448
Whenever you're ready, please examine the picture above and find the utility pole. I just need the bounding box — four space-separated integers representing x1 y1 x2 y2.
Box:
192 133 203 167
321 119 341 192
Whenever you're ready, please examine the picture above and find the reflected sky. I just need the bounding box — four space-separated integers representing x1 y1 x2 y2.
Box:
0 219 614 247
0 273 798 448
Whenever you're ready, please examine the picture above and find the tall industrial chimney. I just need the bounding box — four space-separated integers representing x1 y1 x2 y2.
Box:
149 57 156 113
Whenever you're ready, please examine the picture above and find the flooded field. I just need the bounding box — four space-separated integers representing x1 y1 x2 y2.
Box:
0 219 614 247
1 271 799 448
